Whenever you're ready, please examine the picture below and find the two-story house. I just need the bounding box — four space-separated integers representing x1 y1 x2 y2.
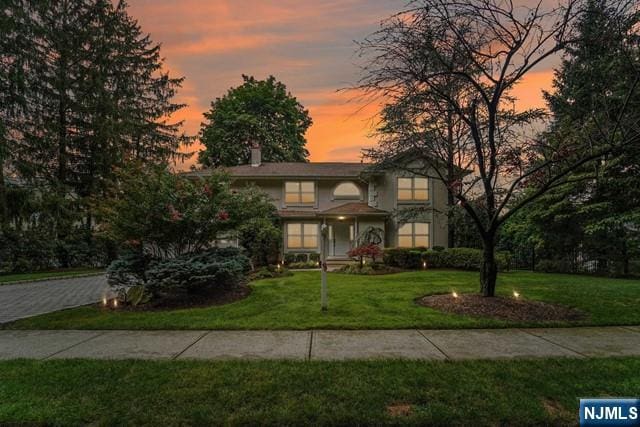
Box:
190 146 448 260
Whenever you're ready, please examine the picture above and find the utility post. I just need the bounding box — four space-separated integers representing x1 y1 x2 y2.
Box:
320 223 329 311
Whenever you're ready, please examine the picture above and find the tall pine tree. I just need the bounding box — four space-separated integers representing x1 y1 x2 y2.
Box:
2 0 191 233
510 0 640 274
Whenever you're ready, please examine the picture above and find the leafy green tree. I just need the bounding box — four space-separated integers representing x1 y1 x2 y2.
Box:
198 75 312 167
238 218 282 268
2 0 191 236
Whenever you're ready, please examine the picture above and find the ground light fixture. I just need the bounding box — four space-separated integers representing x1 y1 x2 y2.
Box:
102 297 108 306
513 291 520 299
452 291 459 298
422 261 427 268
112 299 118 308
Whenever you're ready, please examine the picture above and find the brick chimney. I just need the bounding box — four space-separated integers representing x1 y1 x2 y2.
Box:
250 142 261 167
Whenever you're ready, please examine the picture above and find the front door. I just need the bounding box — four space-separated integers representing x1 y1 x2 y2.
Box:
330 222 353 257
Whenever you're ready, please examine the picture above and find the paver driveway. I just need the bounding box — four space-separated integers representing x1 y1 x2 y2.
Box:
0 275 108 324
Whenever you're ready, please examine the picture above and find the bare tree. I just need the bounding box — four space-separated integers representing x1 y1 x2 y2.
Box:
357 0 640 296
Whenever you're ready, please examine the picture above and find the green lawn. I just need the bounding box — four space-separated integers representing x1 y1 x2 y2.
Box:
6 270 640 330
0 268 103 285
1 357 639 426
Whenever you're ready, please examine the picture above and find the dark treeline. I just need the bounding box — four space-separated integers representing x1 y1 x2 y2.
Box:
0 0 191 271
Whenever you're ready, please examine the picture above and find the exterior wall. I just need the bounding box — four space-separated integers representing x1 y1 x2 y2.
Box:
356 218 386 247
373 164 449 249
231 178 368 213
230 165 449 252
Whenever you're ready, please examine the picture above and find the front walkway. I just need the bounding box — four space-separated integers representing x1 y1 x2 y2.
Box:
0 275 108 324
1 326 639 361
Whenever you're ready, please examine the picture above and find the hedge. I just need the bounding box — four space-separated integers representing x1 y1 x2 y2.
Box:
383 247 511 271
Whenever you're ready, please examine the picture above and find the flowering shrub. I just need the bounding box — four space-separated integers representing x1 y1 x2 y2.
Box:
99 164 277 258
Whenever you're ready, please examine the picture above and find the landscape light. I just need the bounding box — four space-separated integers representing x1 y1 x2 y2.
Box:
102 297 107 306
422 261 426 268
452 291 458 298
513 291 520 298
113 299 118 308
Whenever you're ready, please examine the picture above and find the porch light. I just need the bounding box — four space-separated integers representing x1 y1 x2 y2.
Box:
513 291 520 299
452 291 459 298
338 216 346 220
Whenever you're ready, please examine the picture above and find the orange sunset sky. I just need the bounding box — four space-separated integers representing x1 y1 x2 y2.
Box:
127 0 560 170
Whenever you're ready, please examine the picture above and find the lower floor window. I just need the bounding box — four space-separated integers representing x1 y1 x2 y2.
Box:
398 222 430 248
287 223 318 249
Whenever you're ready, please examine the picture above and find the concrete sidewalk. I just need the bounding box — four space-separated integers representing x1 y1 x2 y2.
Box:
1 326 639 361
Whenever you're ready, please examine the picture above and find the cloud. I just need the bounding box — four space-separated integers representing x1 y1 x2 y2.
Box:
127 0 559 170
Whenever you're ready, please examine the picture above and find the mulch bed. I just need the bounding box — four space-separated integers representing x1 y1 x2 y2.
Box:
417 293 587 322
99 283 252 312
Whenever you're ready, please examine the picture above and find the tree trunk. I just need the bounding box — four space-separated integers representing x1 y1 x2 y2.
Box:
480 237 498 297
0 150 6 228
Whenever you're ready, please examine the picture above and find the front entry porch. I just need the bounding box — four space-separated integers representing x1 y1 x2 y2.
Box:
326 219 355 259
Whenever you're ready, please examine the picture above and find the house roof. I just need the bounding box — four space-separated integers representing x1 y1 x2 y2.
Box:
319 202 388 216
185 162 373 179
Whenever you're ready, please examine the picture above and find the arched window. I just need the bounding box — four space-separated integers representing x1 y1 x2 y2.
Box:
333 182 361 199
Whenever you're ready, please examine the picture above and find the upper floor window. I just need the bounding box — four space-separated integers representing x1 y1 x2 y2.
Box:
285 181 315 204
333 182 361 199
397 177 429 202
398 222 430 248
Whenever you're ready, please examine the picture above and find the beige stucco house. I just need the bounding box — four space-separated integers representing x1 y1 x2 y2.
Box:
192 147 448 260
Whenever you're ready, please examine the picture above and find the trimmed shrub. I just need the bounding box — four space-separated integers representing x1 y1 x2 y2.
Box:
288 261 319 269
294 253 308 263
384 247 511 271
383 248 423 269
335 262 401 275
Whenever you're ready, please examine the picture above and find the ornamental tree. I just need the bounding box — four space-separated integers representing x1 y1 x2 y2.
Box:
348 244 383 267
98 164 277 259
